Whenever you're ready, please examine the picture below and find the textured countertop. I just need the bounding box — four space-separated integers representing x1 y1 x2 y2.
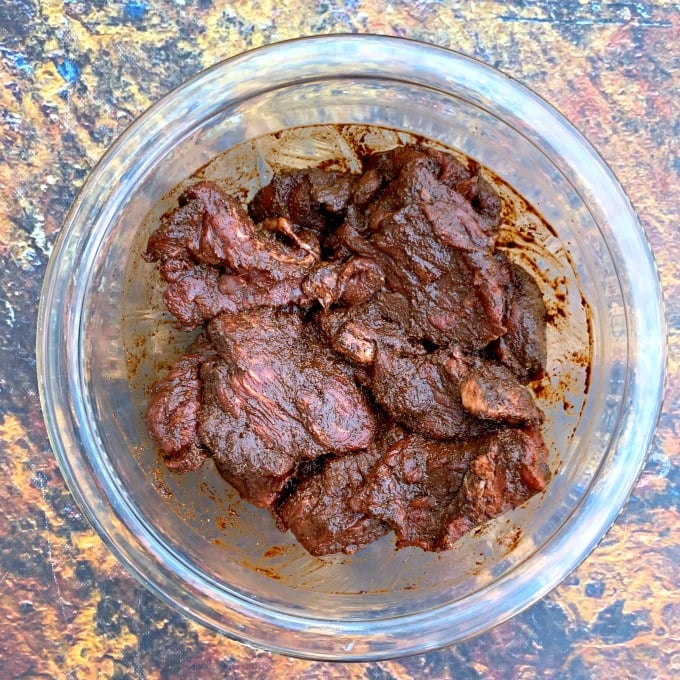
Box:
1 1 678 678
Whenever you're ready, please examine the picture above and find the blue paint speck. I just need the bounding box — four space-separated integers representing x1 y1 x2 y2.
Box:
124 0 148 21
0 49 33 74
55 58 80 84
634 3 652 20
11 53 32 73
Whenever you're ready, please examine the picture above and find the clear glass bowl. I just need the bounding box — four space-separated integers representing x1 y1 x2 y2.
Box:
37 35 666 660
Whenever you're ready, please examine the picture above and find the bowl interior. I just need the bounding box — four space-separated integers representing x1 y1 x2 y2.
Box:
98 98 605 610
117 122 593 613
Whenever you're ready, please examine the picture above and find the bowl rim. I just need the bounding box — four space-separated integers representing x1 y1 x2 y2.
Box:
36 33 667 660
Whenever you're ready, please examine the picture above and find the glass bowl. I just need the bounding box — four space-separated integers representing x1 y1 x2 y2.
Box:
36 35 666 660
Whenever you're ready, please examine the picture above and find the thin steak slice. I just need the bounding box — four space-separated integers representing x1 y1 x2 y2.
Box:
277 449 388 556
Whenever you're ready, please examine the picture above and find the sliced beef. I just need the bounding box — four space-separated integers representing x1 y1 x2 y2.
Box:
277 449 388 556
144 181 321 328
197 308 377 508
207 307 376 454
198 359 299 509
354 426 551 551
494 262 547 382
144 335 216 472
249 168 354 232
156 264 232 329
320 304 543 439
459 362 543 425
438 426 551 550
301 257 385 309
360 143 500 234
335 153 508 350
371 347 496 441
318 296 424 366
350 435 474 551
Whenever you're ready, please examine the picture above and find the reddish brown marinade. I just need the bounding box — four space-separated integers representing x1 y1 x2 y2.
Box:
143 143 550 556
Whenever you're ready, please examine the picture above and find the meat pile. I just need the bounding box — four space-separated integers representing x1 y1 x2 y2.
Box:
143 144 550 555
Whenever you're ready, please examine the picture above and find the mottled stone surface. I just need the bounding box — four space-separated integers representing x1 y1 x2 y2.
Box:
0 1 678 678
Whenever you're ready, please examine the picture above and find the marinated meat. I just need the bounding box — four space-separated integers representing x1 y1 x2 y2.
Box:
301 257 385 309
438 426 550 550
371 346 496 441
349 434 474 551
363 144 501 231
370 345 541 440
195 307 376 508
459 361 543 425
277 449 389 555
199 358 299 508
144 335 216 472
334 153 509 349
353 426 550 551
494 262 547 382
144 181 321 328
207 308 376 455
318 296 424 366
143 142 552 556
249 168 354 232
